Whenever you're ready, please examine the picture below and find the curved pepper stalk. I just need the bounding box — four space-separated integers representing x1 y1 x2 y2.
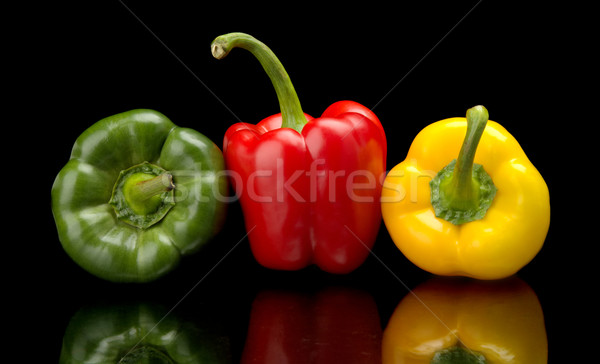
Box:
430 106 497 225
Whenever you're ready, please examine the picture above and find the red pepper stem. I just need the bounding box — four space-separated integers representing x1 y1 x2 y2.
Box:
211 32 308 133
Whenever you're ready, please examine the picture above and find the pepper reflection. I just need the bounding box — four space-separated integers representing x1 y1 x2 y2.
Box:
59 301 231 364
383 277 547 363
242 286 382 363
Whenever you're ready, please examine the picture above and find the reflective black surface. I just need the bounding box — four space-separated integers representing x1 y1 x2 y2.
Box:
17 1 590 362
39 208 584 362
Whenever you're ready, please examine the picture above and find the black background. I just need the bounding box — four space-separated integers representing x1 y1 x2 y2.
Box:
14 1 592 362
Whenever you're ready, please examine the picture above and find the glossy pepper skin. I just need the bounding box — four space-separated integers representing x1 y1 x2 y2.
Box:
213 33 386 274
381 106 549 279
382 277 548 363
51 109 227 282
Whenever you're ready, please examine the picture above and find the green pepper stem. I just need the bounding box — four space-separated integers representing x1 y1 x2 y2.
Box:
448 105 489 208
130 174 175 202
110 162 176 229
211 32 308 133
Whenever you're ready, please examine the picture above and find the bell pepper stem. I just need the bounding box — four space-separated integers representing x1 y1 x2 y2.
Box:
124 173 175 217
109 162 176 229
130 173 175 202
211 32 308 133
448 105 489 207
430 105 497 225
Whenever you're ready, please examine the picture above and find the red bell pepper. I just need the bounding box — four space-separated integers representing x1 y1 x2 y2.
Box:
241 287 382 363
212 33 387 273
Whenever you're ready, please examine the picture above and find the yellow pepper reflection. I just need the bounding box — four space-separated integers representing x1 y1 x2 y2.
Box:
383 277 547 363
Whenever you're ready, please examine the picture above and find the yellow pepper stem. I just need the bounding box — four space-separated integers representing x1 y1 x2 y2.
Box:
430 105 497 225
448 106 488 208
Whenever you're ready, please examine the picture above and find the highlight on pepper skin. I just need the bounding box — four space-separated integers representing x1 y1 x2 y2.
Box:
382 276 548 364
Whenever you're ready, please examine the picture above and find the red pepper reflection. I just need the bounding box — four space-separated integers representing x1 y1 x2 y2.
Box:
242 286 382 363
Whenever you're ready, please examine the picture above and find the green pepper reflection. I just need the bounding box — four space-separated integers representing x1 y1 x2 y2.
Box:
59 302 231 364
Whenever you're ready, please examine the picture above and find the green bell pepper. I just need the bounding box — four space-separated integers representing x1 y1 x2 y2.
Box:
51 109 227 282
59 302 232 363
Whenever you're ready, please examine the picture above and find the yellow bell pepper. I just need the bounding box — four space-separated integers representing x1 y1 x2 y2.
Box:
382 277 548 364
381 106 550 279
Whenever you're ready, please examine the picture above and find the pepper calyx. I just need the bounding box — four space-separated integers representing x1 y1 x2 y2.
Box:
431 345 487 364
431 159 497 224
109 161 175 229
430 105 497 225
